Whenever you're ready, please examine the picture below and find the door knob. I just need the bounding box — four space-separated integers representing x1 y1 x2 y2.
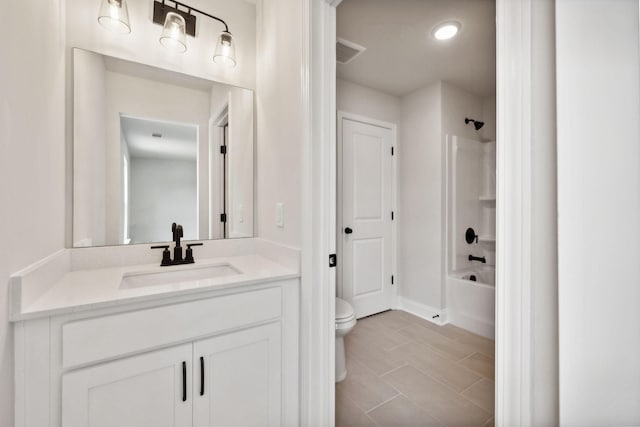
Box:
344 227 353 234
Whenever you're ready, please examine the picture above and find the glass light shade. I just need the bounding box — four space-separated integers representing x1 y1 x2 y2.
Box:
98 0 131 34
213 31 236 67
159 12 187 53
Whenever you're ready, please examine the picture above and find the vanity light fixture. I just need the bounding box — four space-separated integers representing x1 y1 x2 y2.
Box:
98 0 131 34
153 0 236 66
432 21 461 41
97 0 237 67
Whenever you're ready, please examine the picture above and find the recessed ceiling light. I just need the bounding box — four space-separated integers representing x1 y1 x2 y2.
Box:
432 21 461 40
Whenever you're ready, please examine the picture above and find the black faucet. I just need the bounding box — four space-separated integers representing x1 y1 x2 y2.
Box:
469 254 486 263
151 223 203 266
172 222 184 263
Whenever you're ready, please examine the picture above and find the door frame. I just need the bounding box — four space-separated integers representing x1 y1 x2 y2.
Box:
336 111 398 310
305 0 538 426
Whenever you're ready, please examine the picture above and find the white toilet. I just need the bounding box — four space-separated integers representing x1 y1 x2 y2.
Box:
335 297 357 383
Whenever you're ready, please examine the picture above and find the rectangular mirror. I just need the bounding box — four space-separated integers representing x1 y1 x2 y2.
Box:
73 48 254 247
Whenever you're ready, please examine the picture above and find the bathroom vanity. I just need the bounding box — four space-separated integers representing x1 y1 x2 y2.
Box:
10 241 300 427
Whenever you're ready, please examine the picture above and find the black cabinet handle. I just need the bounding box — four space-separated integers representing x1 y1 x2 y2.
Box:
200 356 205 396
182 361 187 402
344 227 353 234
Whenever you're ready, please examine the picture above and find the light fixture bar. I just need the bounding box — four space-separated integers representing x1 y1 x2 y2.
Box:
152 0 230 35
173 0 230 33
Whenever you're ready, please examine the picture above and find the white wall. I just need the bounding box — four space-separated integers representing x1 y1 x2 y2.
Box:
227 88 255 238
441 82 484 140
73 49 107 246
103 70 211 244
398 81 443 308
481 95 496 142
129 158 198 243
256 0 305 248
530 0 558 423
0 1 66 425
556 1 640 425
66 0 256 91
336 79 401 124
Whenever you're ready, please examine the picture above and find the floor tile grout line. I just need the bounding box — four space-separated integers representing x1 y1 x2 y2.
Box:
456 352 496 380
480 415 495 427
363 392 402 414
454 388 496 417
458 376 486 395
377 361 409 378
413 338 476 363
456 351 479 364
364 411 382 427
391 389 452 427
403 360 484 396
377 357 495 419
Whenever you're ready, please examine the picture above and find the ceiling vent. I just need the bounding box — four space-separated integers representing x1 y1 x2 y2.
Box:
336 38 366 64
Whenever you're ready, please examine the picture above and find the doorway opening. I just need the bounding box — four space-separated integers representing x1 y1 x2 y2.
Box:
334 1 496 425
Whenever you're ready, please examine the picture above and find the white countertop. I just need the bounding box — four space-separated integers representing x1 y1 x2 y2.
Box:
11 253 299 321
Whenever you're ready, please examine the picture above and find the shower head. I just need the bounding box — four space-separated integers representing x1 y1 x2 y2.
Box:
465 118 485 131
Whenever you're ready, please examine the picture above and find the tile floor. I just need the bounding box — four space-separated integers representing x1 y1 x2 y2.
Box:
336 310 495 427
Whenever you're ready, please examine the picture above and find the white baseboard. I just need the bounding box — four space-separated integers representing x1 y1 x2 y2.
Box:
447 310 495 340
396 297 447 326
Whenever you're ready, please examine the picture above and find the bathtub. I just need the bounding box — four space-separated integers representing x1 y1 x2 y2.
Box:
456 266 495 287
446 266 495 339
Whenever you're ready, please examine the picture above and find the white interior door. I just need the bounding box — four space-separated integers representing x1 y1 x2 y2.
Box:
341 116 394 318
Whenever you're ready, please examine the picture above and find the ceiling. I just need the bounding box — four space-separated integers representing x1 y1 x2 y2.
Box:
121 116 198 161
336 0 496 97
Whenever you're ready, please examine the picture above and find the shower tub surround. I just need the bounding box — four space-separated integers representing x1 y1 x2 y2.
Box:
446 136 496 339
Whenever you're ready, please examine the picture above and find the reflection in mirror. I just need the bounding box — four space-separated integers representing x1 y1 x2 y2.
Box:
73 48 254 247
122 116 198 244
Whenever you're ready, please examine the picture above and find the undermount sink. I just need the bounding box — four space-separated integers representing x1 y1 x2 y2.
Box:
120 263 242 289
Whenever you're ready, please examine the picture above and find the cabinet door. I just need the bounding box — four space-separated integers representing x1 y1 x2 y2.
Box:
193 322 282 427
62 344 193 427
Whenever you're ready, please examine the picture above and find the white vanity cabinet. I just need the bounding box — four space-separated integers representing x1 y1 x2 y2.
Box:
63 323 282 427
62 344 194 427
14 279 299 427
193 323 282 427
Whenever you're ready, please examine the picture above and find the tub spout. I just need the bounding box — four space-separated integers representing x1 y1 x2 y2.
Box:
469 254 486 263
